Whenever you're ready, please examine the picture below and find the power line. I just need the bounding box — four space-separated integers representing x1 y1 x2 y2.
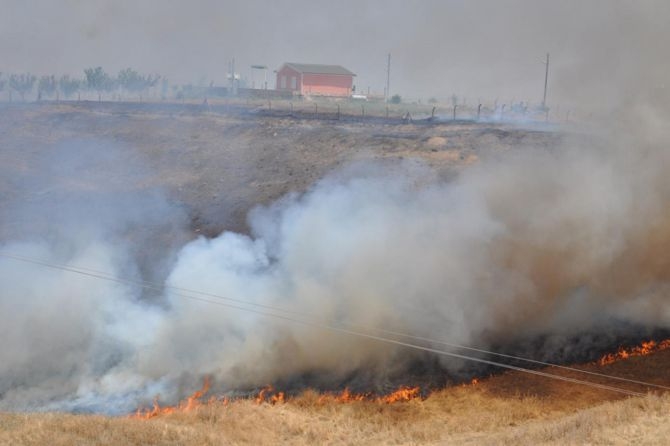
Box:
0 251 658 397
367 327 670 391
2 250 663 391
0 250 662 394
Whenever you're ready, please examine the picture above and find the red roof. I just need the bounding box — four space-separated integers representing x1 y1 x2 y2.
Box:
281 63 355 76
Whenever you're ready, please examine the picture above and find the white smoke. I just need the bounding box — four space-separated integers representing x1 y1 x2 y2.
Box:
0 139 189 412
2 109 670 412
136 136 670 393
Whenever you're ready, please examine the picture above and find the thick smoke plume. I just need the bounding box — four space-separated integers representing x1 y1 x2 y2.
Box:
2 105 670 413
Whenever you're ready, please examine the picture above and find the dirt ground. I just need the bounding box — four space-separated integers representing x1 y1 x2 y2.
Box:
0 102 561 238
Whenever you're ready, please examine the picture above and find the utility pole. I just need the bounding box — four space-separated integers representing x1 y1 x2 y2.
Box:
385 53 391 103
542 53 549 109
231 57 236 96
228 60 233 95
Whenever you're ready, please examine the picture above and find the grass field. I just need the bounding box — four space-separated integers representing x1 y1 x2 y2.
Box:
1 384 667 445
2 349 668 445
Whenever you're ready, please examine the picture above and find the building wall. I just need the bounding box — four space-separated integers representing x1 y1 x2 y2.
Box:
301 73 353 97
276 66 301 92
276 65 354 97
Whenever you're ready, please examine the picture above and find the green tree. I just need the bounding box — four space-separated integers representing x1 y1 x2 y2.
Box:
58 75 81 99
38 75 57 100
0 73 5 97
390 94 402 104
118 68 160 100
143 73 161 92
117 68 142 94
9 73 36 101
84 66 112 101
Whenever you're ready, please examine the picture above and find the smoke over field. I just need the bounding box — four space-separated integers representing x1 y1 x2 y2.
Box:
1 1 669 428
1 99 670 414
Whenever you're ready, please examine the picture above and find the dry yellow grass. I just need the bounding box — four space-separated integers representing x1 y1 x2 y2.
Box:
1 384 668 445
3 349 670 445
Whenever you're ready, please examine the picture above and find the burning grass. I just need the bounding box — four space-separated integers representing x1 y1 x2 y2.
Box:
133 377 214 419
597 339 670 365
3 341 670 445
131 337 670 421
134 383 430 419
3 387 669 445
133 377 483 420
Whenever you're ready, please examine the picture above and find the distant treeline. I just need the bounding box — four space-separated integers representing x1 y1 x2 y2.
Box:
0 67 298 103
0 67 246 102
0 67 166 102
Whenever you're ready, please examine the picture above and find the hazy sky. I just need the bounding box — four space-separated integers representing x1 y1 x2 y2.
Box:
1 0 667 106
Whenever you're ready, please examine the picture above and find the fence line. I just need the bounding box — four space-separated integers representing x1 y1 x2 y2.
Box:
0 94 576 124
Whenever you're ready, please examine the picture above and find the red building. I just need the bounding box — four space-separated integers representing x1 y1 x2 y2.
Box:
275 63 355 97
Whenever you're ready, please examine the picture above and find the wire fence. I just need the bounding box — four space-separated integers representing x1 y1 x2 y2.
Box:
0 92 579 124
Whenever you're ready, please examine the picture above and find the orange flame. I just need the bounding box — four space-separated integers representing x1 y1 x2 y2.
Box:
133 376 211 419
377 386 421 403
317 387 369 404
255 385 286 405
133 380 441 418
597 339 670 366
312 386 421 405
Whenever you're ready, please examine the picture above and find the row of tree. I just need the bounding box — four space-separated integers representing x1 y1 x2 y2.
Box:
0 67 162 102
